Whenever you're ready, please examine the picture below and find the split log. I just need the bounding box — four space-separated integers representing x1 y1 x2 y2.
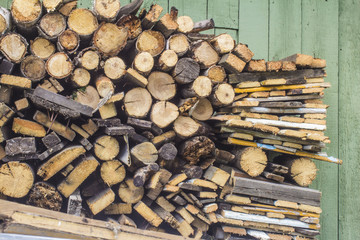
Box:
0 7 10 35
100 160 126 186
118 178 144 204
73 86 100 110
27 182 63 211
233 147 268 177
20 55 46 82
219 53 246 74
103 56 126 81
57 29 80 54
173 57 200 84
59 1 77 16
68 8 99 40
5 137 36 156
124 68 148 87
132 51 154 76
124 87 152 118
57 156 99 198
93 0 121 22
210 83 235 106
133 163 159 187
203 166 230 187
176 16 194 33
189 98 213 121
38 12 66 41
105 203 132 215
150 101 179 128
136 30 165 57
93 23 128 56
232 43 254 63
141 4 163 30
94 136 120 161
37 146 86 181
281 54 313 68
71 68 91 87
181 76 212 98
154 7 179 38
46 52 74 79
274 156 318 187
173 116 201 139
134 201 163 227
245 59 266 72
0 161 34 198
203 65 226 84
0 33 28 63
116 15 142 40
11 0 42 34
30 37 56 60
147 71 176 101
168 33 189 57
179 136 215 165
158 50 178 72
12 118 46 137
131 142 158 164
191 19 215 33
86 187 115 215
95 75 114 98
210 33 235 54
190 40 220 69
42 132 61 149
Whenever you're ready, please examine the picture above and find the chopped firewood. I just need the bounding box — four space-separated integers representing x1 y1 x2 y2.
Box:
134 201 163 227
219 53 246 74
0 74 31 89
233 147 268 177
203 166 230 187
5 137 36 156
118 178 144 204
100 160 126 186
136 30 165 57
104 203 132 215
12 118 46 137
87 187 115 215
94 136 120 161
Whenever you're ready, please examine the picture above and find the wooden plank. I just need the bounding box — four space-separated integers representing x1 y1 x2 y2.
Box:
238 0 268 60
244 118 327 131
269 0 301 60
338 0 359 239
301 1 340 240
232 175 321 206
243 94 323 102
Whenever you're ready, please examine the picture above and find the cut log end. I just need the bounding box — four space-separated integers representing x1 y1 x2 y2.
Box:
147 71 176 101
158 50 178 72
100 160 126 186
20 55 46 82
136 30 165 57
94 135 120 161
174 116 201 139
11 0 42 23
58 29 79 52
118 178 144 204
27 182 63 212
31 37 55 60
71 68 91 87
151 101 179 129
46 52 73 79
176 16 194 33
124 87 152 118
234 147 268 177
68 8 99 37
93 23 128 56
0 33 28 63
94 0 121 21
104 56 126 80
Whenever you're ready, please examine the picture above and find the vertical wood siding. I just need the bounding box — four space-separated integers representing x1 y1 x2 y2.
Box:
3 0 359 239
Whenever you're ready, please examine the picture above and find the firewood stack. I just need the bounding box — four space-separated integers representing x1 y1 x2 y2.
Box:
0 0 342 239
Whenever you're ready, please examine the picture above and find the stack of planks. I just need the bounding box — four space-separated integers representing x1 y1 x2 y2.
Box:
0 0 342 240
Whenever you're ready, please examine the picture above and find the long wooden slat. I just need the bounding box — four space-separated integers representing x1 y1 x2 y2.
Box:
243 94 323 102
235 82 330 93
244 118 326 131
227 138 342 165
234 107 326 114
232 175 321 206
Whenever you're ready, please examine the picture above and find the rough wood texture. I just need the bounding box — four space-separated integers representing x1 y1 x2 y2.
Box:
124 87 152 118
38 12 66 41
27 182 62 212
0 33 28 63
136 30 165 57
93 23 128 56
179 136 215 165
151 101 179 129
191 40 219 69
173 57 200 84
86 187 115 215
233 147 268 177
93 0 120 22
147 71 176 101
68 8 98 39
46 52 74 79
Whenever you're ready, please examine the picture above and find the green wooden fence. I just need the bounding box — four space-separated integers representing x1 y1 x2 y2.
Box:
1 0 358 239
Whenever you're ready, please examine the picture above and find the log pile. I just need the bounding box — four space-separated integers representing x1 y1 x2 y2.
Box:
0 0 342 240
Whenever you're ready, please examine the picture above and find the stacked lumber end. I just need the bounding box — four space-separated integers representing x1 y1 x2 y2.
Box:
0 1 341 240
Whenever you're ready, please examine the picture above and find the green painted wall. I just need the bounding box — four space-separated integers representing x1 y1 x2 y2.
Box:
2 0 358 239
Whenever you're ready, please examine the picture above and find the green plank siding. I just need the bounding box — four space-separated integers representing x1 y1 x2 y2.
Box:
140 0 169 16
169 0 207 22
302 1 339 240
339 0 360 239
208 0 238 29
238 0 269 60
268 0 302 60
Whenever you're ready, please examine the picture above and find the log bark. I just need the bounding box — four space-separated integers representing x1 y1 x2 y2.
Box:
179 136 215 165
5 137 36 156
68 8 99 40
0 161 34 198
38 12 66 41
42 132 61 149
103 56 126 81
150 101 179 129
124 87 152 118
46 52 74 79
172 58 200 84
100 160 126 186
141 4 163 30
191 19 215 33
133 51 154 76
158 50 178 72
94 135 120 161
190 40 219 69
93 0 121 22
133 163 159 187
93 23 128 56
167 33 189 57
147 71 176 101
118 178 144 204
27 182 63 211
57 29 80 55
20 55 46 82
136 30 165 57
181 76 212 98
233 147 268 177
0 33 28 63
